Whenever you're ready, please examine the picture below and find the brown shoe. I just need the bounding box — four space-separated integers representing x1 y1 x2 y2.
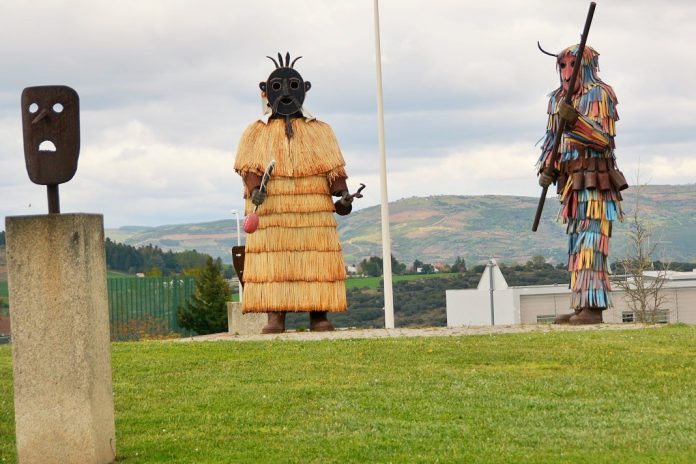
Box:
262 312 286 334
553 312 575 324
309 311 334 332
569 308 603 325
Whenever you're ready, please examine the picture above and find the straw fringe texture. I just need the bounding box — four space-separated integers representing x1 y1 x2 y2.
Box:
245 227 342 253
243 281 347 312
244 250 347 282
244 194 334 216
258 212 337 229
235 119 346 178
235 118 348 313
256 175 331 196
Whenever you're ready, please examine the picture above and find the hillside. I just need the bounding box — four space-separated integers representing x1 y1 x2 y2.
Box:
104 184 696 266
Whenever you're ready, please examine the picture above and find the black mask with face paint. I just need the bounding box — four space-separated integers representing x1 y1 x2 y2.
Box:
259 52 311 138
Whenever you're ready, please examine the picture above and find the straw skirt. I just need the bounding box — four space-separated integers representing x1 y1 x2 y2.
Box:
235 118 348 313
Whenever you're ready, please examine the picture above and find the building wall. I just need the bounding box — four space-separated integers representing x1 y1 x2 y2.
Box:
448 281 696 326
673 287 696 324
519 286 696 324
446 289 517 326
519 294 571 324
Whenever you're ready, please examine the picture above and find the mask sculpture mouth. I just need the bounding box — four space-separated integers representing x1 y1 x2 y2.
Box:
39 140 57 152
272 95 300 115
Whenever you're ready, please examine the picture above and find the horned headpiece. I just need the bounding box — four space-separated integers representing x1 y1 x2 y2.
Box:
538 42 602 87
266 52 302 69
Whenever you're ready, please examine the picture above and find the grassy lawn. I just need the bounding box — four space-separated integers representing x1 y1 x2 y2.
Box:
1 325 695 463
346 272 459 289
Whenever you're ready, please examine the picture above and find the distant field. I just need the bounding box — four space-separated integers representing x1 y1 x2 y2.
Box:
107 270 131 278
345 272 460 289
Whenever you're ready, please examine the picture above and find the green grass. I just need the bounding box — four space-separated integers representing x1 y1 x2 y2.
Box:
1 326 695 463
346 272 460 289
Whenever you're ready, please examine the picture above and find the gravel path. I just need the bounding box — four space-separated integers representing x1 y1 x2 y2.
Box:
177 323 661 343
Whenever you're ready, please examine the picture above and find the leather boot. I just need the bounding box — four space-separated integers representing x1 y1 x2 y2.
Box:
569 308 603 325
262 312 286 334
553 312 576 324
309 311 334 332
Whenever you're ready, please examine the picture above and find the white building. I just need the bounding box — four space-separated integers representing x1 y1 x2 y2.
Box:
446 262 696 326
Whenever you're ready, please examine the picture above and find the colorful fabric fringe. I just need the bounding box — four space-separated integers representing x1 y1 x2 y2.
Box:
537 47 623 311
234 118 348 313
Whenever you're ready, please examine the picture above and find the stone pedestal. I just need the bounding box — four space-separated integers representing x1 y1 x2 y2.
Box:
227 301 266 335
6 214 116 464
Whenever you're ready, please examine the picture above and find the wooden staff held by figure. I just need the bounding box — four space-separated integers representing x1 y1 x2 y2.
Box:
532 2 596 232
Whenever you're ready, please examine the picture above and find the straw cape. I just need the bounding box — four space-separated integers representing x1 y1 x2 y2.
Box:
537 45 623 311
234 118 348 313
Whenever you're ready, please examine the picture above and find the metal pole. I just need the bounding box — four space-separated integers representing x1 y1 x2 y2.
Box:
373 0 394 329
489 260 495 326
231 209 243 303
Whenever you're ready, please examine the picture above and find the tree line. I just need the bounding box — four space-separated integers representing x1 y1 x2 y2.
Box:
0 231 5 247
105 238 215 276
356 255 467 277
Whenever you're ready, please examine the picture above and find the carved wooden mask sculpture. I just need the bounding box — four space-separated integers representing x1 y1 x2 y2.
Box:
21 85 80 213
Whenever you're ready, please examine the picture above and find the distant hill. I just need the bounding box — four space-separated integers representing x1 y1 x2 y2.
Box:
105 185 696 266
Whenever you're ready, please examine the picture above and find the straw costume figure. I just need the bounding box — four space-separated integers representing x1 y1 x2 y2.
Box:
234 53 355 333
536 44 628 324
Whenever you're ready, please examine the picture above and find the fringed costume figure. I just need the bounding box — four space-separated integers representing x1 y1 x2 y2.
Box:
536 44 628 324
234 53 356 333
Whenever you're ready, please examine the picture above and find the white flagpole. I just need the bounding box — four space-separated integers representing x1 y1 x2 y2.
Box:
373 0 395 329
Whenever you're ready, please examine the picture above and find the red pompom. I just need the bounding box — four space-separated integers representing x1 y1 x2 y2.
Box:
243 213 259 234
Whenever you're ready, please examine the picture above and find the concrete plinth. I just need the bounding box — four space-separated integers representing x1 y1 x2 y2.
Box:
227 301 266 335
6 214 116 464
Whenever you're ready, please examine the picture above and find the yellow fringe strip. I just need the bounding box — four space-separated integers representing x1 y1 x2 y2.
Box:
244 250 347 282
258 212 337 229
258 176 331 196
235 119 346 178
246 227 342 253
245 194 334 216
242 281 347 312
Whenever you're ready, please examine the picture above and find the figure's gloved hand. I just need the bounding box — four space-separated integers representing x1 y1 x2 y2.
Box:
338 190 353 207
334 190 353 216
558 101 579 126
538 167 557 188
251 188 266 206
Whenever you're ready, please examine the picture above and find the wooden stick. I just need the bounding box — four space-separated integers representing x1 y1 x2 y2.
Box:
532 2 596 232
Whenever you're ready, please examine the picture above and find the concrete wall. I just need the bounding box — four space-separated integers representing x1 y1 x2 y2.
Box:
446 289 492 326
446 289 517 326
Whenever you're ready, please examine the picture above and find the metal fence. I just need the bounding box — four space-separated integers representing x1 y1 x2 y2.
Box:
108 276 196 341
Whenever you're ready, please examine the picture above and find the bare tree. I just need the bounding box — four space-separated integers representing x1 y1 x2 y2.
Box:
614 182 669 323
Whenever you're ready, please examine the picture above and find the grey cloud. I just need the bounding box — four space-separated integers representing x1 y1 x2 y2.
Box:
2 0 696 229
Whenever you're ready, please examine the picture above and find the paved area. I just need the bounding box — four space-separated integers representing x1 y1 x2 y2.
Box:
177 323 661 343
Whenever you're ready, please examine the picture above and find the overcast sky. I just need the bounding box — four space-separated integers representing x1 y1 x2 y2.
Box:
1 0 695 228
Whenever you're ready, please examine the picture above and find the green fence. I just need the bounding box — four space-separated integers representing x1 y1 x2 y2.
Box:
108 276 196 341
